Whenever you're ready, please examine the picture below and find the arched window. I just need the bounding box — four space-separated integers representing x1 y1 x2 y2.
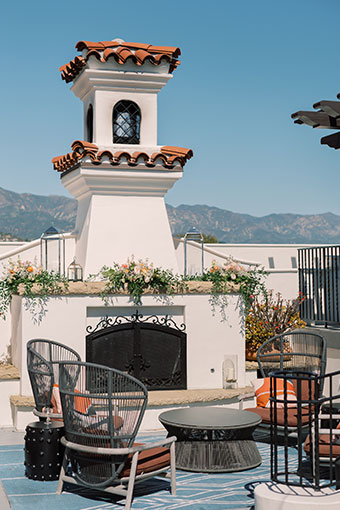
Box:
86 104 93 143
113 100 141 144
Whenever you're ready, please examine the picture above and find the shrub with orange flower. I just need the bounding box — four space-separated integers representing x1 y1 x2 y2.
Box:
245 290 306 358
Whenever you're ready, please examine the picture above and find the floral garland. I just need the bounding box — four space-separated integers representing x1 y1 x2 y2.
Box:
0 258 68 319
186 258 267 312
95 257 185 305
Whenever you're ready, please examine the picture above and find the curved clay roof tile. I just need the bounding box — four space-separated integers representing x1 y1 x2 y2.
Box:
97 150 115 162
76 41 102 51
134 49 154 64
71 140 98 153
131 151 150 163
113 151 133 163
150 152 169 165
114 47 135 63
53 141 192 173
153 54 171 65
161 146 193 159
86 49 103 62
150 45 181 57
167 155 184 165
103 48 118 60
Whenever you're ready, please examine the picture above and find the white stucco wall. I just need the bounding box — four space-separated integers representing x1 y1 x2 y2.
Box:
11 291 245 399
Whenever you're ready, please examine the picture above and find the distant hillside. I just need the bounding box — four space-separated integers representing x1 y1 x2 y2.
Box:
167 204 340 244
0 186 340 244
0 187 76 240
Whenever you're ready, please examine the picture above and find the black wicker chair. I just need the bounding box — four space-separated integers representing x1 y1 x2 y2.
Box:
57 361 176 510
239 330 326 436
27 339 81 420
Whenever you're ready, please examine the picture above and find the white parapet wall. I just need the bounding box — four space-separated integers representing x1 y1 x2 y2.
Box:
175 239 300 299
10 283 245 403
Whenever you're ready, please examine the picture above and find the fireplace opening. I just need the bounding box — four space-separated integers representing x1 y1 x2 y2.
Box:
86 311 187 390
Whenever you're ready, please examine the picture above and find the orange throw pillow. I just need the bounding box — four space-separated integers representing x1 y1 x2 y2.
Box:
51 383 91 415
251 377 297 408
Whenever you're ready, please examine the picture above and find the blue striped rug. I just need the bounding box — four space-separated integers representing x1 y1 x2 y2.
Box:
0 433 298 510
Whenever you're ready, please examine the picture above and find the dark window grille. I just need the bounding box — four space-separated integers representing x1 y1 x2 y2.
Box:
113 100 141 144
86 104 93 143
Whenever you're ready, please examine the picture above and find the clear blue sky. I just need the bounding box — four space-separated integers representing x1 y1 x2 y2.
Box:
1 0 340 217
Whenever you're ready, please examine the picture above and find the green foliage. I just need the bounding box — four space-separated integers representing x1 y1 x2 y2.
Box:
0 259 68 319
202 233 218 243
187 259 267 312
96 257 185 305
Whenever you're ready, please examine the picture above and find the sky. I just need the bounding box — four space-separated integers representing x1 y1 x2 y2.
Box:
1 0 340 217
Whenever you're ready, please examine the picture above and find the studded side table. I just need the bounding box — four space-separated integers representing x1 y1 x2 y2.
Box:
24 421 65 481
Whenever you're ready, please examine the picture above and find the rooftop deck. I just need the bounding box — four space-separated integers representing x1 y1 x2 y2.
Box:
0 429 298 510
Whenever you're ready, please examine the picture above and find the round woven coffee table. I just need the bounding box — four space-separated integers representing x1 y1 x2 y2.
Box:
159 407 262 472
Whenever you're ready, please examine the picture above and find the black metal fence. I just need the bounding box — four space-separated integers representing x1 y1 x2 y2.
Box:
298 245 340 326
270 369 340 491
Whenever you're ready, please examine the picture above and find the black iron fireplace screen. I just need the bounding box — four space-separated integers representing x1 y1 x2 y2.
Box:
86 311 187 390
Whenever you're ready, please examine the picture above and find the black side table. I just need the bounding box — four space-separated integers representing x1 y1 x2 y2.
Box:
24 421 65 481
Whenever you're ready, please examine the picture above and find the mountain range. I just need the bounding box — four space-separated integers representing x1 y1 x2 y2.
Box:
0 186 339 244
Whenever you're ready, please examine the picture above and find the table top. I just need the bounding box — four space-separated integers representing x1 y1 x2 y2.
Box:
159 407 261 430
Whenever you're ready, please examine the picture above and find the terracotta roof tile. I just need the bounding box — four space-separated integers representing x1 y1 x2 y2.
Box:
60 39 181 83
161 146 194 159
52 141 192 173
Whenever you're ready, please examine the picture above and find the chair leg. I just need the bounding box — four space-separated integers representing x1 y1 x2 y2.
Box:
170 441 176 496
56 447 69 495
125 451 139 510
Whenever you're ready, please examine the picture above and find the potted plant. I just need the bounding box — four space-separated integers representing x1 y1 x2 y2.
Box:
245 290 306 361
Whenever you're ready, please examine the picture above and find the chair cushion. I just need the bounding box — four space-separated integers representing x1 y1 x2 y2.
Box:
292 379 317 402
251 377 297 408
120 443 171 477
244 406 312 427
304 434 340 457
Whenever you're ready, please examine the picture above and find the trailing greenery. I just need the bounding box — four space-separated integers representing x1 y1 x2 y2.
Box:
0 259 68 319
245 290 306 357
95 257 185 306
94 257 266 309
186 259 267 312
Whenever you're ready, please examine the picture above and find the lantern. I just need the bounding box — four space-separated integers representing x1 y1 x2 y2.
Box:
67 259 83 282
40 226 65 275
183 227 204 276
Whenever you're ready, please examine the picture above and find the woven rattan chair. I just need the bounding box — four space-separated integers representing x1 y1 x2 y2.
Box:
57 361 176 510
27 339 81 420
239 330 326 436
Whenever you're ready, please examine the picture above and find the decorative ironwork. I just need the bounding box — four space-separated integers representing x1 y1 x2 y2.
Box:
86 310 186 334
113 100 141 144
86 310 187 391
